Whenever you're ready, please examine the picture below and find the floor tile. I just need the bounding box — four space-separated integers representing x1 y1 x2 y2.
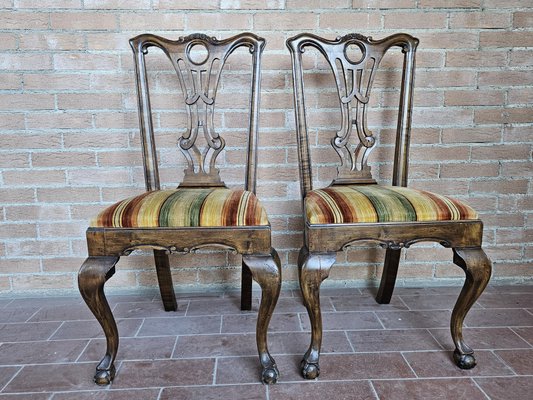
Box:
52 389 160 400
51 319 143 340
0 322 61 342
216 355 303 384
186 298 257 316
136 315 221 336
112 301 188 319
173 333 257 358
375 310 451 329
477 292 533 309
0 394 52 399
512 327 533 346
372 378 486 400
403 350 514 378
0 340 88 365
221 312 301 333
0 367 21 391
300 311 383 331
465 309 533 327
347 329 443 352
330 295 407 311
79 336 176 362
399 294 480 311
111 359 215 388
3 364 99 393
269 381 376 400
494 349 533 375
28 304 94 322
0 307 41 324
429 327 531 350
160 384 266 400
474 376 533 400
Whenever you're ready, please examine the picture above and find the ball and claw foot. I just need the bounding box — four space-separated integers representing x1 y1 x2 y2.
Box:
300 359 320 379
262 365 279 384
454 350 476 370
94 365 116 385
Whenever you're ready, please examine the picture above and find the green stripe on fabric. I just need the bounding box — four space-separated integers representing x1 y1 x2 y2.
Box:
351 185 417 222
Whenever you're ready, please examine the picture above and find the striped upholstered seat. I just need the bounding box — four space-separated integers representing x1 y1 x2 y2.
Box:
91 188 269 228
305 185 477 225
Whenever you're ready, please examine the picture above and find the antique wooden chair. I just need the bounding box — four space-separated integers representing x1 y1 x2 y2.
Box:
287 32 492 379
78 32 281 385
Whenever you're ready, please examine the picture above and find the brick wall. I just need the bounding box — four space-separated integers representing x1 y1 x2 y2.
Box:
0 1 531 293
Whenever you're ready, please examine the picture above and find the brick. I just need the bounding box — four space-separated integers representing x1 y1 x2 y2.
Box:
442 127 501 144
471 144 530 162
20 33 85 50
118 13 185 31
0 189 35 204
414 32 479 49
41 257 86 273
503 126 532 143
221 0 286 9
254 12 317 30
501 162 533 177
440 163 499 178
0 73 23 90
479 71 533 87
154 0 220 9
484 0 533 8
0 53 52 71
12 273 74 290
319 12 381 29
420 0 482 7
63 132 129 149
508 88 533 105
0 152 30 168
513 11 533 28
509 50 533 67
450 12 510 29
37 187 99 203
3 170 66 187
50 12 118 30
0 94 55 111
474 107 532 125
0 259 41 274
351 0 415 8
384 12 447 29
23 73 91 90
417 70 476 88
53 53 119 71
413 108 473 126
15 1 82 8
84 0 151 9
187 13 253 30
0 133 62 150
67 168 131 186
446 50 507 67
481 32 533 48
0 11 49 30
0 34 18 50
32 152 96 168
39 222 85 238
444 90 504 106
470 180 529 195
26 112 93 130
0 223 37 239
57 93 122 110
0 114 25 130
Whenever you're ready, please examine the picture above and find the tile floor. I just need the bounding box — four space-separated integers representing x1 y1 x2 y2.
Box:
0 284 532 399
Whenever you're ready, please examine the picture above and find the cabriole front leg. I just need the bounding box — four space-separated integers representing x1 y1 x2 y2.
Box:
78 256 120 385
242 249 282 384
451 247 492 369
298 247 336 379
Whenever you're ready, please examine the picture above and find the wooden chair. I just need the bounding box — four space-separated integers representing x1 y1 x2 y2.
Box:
286 32 492 379
78 32 281 385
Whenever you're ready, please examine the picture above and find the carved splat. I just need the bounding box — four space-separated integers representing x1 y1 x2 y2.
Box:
130 33 265 190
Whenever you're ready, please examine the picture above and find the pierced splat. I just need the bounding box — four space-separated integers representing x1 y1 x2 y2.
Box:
130 33 265 190
288 33 417 188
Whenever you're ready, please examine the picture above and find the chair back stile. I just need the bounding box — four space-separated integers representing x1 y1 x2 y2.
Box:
287 33 419 202
129 33 266 193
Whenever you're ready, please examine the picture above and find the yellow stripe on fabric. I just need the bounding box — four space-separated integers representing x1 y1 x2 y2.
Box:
136 190 174 227
200 188 230 226
164 188 211 227
237 190 250 225
330 185 377 223
353 185 415 222
308 190 343 223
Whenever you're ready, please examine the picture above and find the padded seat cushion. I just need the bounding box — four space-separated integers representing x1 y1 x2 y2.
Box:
90 188 269 228
305 185 478 225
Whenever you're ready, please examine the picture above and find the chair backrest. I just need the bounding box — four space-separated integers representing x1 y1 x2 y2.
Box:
130 32 265 192
286 33 418 199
